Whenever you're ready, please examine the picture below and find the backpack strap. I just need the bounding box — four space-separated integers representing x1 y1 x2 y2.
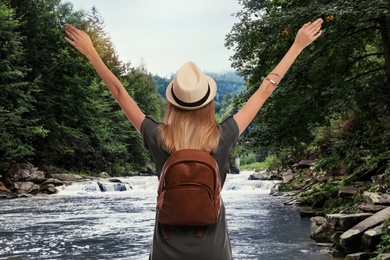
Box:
196 226 208 238
162 224 207 240
162 224 170 240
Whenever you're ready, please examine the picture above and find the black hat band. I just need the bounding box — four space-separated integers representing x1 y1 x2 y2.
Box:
171 84 211 108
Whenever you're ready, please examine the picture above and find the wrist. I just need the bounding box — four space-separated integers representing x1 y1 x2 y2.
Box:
86 49 100 62
290 42 305 54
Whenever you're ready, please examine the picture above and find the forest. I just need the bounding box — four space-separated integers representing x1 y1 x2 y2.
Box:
225 0 390 185
1 0 389 187
0 0 246 176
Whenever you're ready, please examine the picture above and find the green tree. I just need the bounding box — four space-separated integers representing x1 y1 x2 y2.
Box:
226 0 390 166
0 1 43 169
2 1 163 174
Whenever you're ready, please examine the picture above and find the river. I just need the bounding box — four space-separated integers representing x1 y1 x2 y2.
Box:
0 171 332 259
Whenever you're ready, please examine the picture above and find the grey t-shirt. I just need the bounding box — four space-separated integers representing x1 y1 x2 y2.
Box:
141 115 239 260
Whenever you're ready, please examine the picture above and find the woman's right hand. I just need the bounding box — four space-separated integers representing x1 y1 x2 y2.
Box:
294 18 323 50
65 24 96 58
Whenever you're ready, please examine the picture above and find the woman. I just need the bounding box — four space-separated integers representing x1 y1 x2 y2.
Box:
65 18 323 260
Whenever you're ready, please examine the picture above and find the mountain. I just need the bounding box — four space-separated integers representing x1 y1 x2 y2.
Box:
153 72 244 99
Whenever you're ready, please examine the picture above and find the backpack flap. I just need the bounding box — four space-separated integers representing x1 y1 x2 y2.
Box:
157 149 222 227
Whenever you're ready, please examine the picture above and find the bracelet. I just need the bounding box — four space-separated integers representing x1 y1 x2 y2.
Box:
265 77 278 87
269 72 282 79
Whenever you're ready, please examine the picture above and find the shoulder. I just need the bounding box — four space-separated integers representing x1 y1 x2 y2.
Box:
140 115 162 150
141 115 161 135
219 115 239 138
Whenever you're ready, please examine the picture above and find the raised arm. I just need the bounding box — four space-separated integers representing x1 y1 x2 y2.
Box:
65 24 145 133
233 18 323 135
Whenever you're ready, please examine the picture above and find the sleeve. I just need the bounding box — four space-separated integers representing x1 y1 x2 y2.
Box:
140 115 161 151
219 115 240 149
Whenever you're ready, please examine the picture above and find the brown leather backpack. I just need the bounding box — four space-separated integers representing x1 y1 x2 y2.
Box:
157 148 222 239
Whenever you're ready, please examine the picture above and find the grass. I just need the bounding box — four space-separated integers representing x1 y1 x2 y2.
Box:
240 155 281 171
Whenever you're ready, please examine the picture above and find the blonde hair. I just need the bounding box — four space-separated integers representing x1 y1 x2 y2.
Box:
158 101 221 153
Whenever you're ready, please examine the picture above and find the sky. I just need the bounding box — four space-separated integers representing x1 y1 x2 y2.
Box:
67 0 242 77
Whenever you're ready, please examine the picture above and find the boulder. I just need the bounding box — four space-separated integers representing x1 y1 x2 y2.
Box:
139 166 156 176
14 168 30 180
41 178 64 187
361 225 384 251
282 170 294 183
27 170 46 184
311 216 328 230
13 181 40 194
228 166 240 174
299 208 317 218
377 253 390 260
345 252 375 260
357 204 388 213
292 159 316 168
339 187 359 197
1 178 14 189
310 222 335 243
249 170 282 181
51 173 84 182
363 192 390 205
98 171 111 178
0 181 9 192
38 184 58 194
340 207 390 252
326 213 373 231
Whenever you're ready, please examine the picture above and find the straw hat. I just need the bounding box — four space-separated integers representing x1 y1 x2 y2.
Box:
166 61 217 110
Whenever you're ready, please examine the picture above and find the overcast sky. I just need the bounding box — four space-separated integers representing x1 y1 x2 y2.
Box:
67 0 242 77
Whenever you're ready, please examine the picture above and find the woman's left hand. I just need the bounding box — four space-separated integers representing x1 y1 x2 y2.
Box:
65 24 96 57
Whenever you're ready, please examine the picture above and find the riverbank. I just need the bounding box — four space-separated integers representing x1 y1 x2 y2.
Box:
251 159 390 260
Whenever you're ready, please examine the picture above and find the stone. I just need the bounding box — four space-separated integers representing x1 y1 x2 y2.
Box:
38 184 58 194
310 216 328 231
326 213 373 231
292 159 316 168
340 207 390 253
282 170 294 183
51 173 84 182
98 171 110 178
41 178 64 187
345 252 375 260
229 166 240 174
13 181 40 194
339 187 359 197
363 192 390 205
248 170 282 181
377 253 390 260
310 222 335 243
14 168 30 180
0 181 9 192
299 208 317 218
139 166 156 176
330 231 343 245
357 204 388 213
361 225 384 251
28 170 46 183
1 178 13 189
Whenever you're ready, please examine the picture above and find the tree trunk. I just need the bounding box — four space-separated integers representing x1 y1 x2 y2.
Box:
379 16 390 91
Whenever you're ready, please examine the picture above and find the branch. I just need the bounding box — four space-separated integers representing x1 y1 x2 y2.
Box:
345 67 384 82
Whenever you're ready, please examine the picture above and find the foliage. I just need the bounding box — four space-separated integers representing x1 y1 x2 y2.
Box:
240 154 281 171
226 0 390 180
0 1 164 175
0 1 40 166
